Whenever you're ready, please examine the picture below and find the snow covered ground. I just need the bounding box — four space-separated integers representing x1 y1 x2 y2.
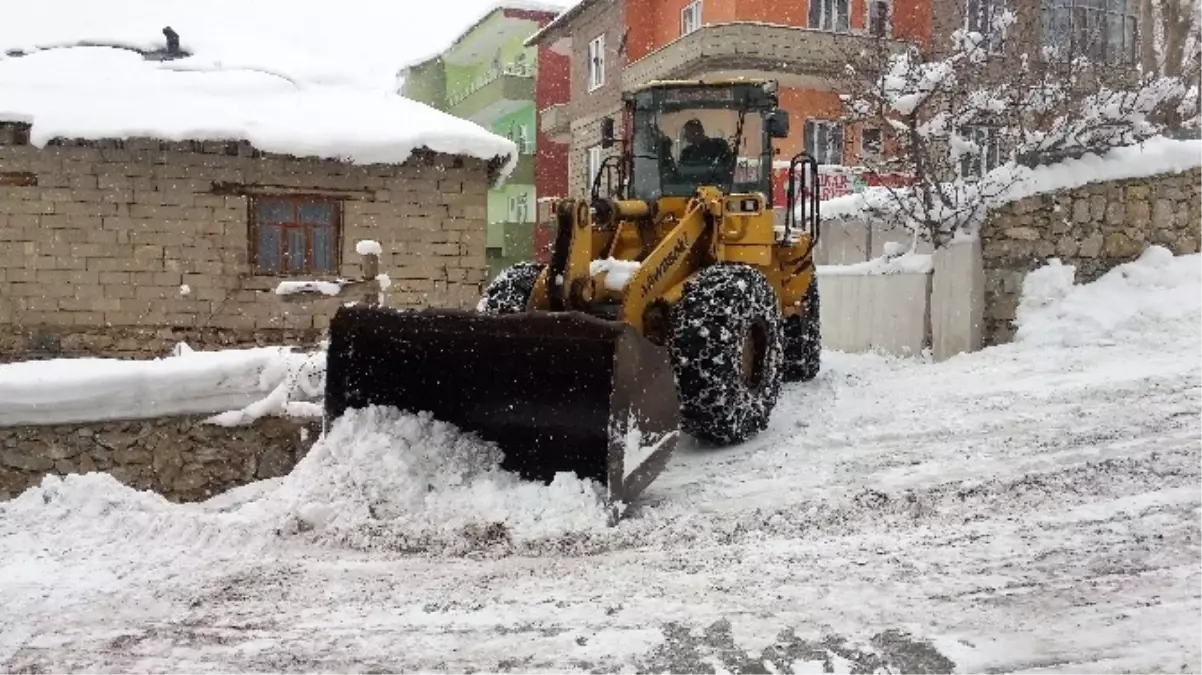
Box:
1 247 1199 673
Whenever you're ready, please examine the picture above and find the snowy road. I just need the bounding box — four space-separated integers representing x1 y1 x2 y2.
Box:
2 249 1200 673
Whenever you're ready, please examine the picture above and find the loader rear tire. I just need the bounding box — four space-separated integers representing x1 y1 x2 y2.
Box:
782 281 821 382
477 262 544 314
669 264 784 445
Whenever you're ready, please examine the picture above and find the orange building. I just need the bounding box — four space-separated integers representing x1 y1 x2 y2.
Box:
528 0 930 206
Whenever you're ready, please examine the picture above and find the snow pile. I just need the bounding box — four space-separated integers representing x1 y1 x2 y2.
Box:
1 406 612 555
264 406 611 544
589 258 642 291
1013 245 1202 348
0 46 518 180
0 346 318 427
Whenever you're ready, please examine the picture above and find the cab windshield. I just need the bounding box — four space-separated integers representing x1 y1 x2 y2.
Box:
629 94 770 202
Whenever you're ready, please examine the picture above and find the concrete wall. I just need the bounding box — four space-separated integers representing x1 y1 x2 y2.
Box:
818 270 933 357
816 239 982 360
0 131 493 359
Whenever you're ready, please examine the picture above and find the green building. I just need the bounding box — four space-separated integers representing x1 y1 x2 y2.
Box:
400 5 556 281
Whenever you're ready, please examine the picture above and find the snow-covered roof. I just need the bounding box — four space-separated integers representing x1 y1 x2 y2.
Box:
401 0 570 71
524 0 601 46
0 46 519 179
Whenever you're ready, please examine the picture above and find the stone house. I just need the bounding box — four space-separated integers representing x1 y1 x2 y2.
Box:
0 47 518 361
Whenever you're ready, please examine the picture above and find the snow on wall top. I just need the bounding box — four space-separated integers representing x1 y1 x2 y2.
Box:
0 46 519 178
818 136 1202 221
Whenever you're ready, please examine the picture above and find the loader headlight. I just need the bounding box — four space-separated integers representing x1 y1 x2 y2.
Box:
725 198 761 214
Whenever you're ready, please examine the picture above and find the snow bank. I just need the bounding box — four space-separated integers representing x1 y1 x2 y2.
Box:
265 406 610 542
819 136 1202 221
817 250 933 276
0 47 518 181
1 406 611 555
1013 245 1202 348
206 349 326 426
0 346 318 427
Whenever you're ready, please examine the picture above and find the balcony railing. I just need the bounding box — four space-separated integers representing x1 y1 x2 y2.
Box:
623 22 909 91
447 61 534 109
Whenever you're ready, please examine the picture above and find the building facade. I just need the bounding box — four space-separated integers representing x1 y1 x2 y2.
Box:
527 0 929 207
0 125 498 360
402 5 570 279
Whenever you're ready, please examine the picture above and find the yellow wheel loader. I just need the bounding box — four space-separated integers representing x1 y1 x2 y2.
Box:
323 78 822 519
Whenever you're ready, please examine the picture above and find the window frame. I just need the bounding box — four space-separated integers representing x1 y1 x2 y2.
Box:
868 0 892 37
587 145 603 192
1040 0 1138 64
804 119 846 166
861 127 884 158
957 125 1002 180
587 34 606 92
248 194 343 277
809 0 851 32
681 0 703 35
965 0 1006 55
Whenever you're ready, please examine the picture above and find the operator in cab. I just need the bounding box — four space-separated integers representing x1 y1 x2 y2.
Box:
679 118 734 168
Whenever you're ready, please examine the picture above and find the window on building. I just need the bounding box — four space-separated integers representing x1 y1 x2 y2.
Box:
588 35 606 92
587 145 603 191
1041 0 1137 63
965 0 1006 53
958 125 1002 179
805 120 845 165
681 1 703 35
250 195 341 275
861 127 884 157
809 0 851 32
869 0 891 37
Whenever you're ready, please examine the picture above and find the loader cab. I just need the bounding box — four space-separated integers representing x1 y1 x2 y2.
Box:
611 79 789 206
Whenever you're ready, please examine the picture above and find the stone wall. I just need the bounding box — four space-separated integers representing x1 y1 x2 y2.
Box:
981 167 1201 344
0 129 494 358
0 415 321 501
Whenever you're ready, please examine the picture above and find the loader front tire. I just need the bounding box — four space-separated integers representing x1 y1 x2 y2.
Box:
476 262 544 314
669 264 784 445
782 280 821 382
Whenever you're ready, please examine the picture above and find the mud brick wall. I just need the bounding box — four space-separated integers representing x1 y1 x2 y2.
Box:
0 129 493 359
0 415 321 502
981 167 1202 345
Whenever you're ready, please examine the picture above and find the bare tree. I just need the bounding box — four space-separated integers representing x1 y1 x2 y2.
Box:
829 0 1197 248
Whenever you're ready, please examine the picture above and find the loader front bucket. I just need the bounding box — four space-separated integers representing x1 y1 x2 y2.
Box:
323 303 681 515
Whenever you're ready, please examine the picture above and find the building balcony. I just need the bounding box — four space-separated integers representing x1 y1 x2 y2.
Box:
623 23 910 92
446 63 535 125
539 103 571 144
